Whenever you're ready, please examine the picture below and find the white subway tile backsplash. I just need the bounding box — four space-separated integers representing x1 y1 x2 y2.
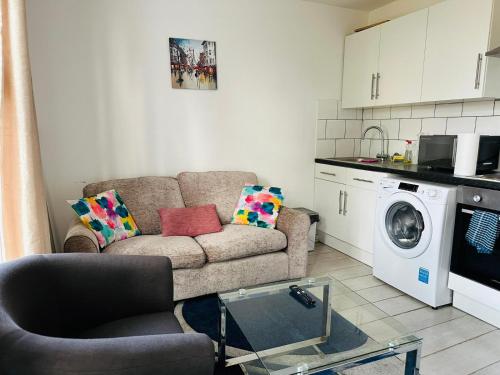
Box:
495 101 500 116
446 117 476 135
326 120 345 139
391 106 412 119
356 109 363 120
353 139 361 157
317 120 327 139
363 108 373 120
318 99 338 120
315 99 500 165
373 107 391 119
421 118 447 135
316 140 335 158
360 139 371 156
338 102 357 120
399 119 422 140
345 120 363 139
411 104 435 118
475 116 500 135
380 119 400 139
362 120 382 139
388 140 405 156
335 139 355 157
462 100 494 117
435 102 463 118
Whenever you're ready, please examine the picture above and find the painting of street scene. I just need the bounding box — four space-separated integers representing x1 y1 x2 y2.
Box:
169 37 217 90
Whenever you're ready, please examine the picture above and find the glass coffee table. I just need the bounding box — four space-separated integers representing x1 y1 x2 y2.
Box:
217 276 421 375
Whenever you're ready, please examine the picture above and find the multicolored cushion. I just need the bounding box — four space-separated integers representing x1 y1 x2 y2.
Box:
68 190 141 249
231 184 284 229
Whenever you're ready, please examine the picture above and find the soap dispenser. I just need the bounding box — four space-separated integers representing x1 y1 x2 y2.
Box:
404 140 413 164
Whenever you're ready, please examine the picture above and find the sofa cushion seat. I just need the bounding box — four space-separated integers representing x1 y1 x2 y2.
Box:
195 224 287 263
104 235 206 269
77 311 183 339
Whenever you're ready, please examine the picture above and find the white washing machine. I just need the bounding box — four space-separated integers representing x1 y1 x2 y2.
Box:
373 177 457 307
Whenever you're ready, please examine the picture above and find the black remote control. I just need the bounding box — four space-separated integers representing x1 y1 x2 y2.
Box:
289 285 316 307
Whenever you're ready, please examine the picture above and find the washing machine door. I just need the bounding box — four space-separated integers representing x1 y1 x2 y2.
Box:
378 192 432 259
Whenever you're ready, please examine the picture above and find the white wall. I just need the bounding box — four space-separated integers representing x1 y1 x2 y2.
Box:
26 0 367 248
369 0 444 23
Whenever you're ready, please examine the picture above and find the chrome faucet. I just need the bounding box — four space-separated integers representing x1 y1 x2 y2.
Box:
362 126 389 160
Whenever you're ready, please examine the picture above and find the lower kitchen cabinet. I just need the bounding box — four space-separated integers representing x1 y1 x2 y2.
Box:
314 163 388 265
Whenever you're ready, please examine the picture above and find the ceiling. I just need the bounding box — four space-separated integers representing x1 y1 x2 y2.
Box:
304 0 396 11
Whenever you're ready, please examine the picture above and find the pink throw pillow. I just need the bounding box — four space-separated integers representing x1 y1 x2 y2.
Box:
159 204 222 237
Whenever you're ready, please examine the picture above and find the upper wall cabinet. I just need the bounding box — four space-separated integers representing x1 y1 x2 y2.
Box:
377 9 428 106
342 27 381 108
342 0 500 109
342 10 428 108
421 0 500 102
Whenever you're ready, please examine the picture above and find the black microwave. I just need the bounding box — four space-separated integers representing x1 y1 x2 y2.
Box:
418 135 500 173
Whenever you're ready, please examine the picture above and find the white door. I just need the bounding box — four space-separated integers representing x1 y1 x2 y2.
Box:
378 192 433 259
344 185 377 253
377 9 428 106
421 0 493 102
314 178 346 240
341 26 381 108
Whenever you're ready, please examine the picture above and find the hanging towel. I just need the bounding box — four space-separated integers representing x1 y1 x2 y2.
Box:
465 210 500 254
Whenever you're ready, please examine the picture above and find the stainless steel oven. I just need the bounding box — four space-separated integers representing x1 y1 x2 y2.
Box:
450 186 500 291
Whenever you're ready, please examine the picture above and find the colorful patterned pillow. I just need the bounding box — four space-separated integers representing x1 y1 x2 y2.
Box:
68 190 141 249
231 184 284 229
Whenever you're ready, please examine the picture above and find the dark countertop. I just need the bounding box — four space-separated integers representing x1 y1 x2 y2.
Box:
315 157 500 190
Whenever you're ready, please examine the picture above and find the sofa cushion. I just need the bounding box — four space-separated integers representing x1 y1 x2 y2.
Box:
195 224 287 263
68 190 141 249
177 171 258 225
104 235 206 269
83 176 185 235
77 311 183 339
159 204 222 237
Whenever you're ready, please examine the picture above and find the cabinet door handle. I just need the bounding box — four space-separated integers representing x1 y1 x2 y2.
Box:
353 177 374 184
475 53 483 90
338 190 343 215
371 74 376 100
320 171 336 177
375 73 381 99
343 191 348 216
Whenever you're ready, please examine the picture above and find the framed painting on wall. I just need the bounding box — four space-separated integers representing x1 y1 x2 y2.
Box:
169 37 217 90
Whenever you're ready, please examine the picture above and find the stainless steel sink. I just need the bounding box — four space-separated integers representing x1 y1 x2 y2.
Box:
330 157 381 163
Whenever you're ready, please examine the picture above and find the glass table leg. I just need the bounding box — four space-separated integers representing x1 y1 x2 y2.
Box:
218 300 227 368
404 342 422 375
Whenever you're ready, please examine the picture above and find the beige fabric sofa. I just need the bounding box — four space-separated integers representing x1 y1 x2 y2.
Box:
63 171 310 301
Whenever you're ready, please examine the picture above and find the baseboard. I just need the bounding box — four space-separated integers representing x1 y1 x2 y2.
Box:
453 292 500 328
317 231 373 266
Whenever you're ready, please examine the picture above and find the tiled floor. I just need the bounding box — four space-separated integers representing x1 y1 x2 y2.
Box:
309 243 500 375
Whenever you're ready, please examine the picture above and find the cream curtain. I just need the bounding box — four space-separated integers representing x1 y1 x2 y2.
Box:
0 0 51 260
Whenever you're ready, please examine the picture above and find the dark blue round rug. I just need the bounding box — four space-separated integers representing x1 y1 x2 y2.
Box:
180 293 368 375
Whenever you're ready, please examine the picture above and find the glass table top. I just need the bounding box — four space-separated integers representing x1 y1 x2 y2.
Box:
218 276 421 375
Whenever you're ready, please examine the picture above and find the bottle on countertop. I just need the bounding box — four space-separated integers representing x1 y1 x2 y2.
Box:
404 140 413 164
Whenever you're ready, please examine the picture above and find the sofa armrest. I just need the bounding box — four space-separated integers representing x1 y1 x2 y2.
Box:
276 206 310 279
1 331 214 375
64 217 99 253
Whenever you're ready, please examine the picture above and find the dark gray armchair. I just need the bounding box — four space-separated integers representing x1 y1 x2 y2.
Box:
0 253 214 375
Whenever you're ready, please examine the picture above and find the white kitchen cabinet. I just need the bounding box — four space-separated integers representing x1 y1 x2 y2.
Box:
314 178 346 240
314 163 388 264
421 0 500 102
342 26 380 108
342 9 428 108
343 185 377 252
377 9 428 106
341 0 500 108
